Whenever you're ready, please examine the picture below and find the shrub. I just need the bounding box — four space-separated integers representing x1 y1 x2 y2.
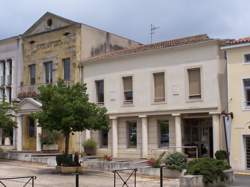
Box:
83 139 97 148
165 152 187 172
215 150 228 160
56 154 80 166
147 152 166 168
186 158 231 184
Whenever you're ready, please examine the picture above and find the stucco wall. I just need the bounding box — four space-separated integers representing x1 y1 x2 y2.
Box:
226 46 250 170
84 41 225 115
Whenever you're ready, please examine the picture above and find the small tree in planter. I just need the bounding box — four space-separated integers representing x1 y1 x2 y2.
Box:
164 152 187 178
83 139 97 156
0 102 16 146
32 80 109 171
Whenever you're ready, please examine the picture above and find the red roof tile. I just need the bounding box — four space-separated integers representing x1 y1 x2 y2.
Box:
82 34 213 64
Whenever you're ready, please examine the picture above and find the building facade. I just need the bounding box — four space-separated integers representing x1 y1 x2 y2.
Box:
0 36 23 149
15 12 140 153
82 34 228 159
222 39 250 170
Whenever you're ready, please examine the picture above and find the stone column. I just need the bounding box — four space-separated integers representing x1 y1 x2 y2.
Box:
140 115 148 158
85 130 91 140
211 113 220 157
111 117 118 158
36 119 42 152
16 115 22 151
173 113 182 152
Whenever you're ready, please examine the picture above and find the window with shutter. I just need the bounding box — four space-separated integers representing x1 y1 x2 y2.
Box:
123 76 133 104
153 72 165 102
188 68 201 99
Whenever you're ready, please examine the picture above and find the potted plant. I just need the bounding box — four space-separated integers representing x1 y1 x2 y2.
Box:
185 158 233 186
83 139 97 156
164 152 187 178
41 130 61 151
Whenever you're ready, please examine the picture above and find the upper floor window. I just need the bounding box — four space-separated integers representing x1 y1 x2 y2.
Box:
158 120 169 147
244 54 250 63
6 59 12 85
44 61 53 84
123 76 133 104
29 64 36 85
153 72 165 102
95 80 104 104
187 68 201 99
243 79 250 107
127 121 137 148
63 58 70 81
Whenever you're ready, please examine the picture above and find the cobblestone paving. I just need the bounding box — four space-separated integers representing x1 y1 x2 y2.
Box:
0 160 179 187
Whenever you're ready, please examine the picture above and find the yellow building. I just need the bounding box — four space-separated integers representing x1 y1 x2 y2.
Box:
16 12 140 153
222 38 250 170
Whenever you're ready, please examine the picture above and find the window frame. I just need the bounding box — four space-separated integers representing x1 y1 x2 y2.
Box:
122 76 133 104
95 79 104 105
127 121 137 148
158 120 169 148
28 64 36 85
153 72 166 103
63 58 71 81
44 61 53 84
243 78 250 108
244 54 250 64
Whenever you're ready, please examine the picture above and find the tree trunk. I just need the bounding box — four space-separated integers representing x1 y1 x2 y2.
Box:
64 133 70 155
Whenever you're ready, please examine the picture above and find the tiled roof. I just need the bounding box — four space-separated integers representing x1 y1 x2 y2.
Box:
82 34 213 64
224 37 250 45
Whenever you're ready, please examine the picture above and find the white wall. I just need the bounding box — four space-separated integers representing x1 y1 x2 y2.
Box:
84 41 226 115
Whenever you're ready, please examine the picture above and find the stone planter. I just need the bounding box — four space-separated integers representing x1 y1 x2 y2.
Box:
84 146 96 156
42 144 58 151
4 137 11 146
56 166 84 174
163 168 183 178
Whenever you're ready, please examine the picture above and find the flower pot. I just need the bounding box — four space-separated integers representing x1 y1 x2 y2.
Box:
4 137 11 146
84 146 96 156
163 168 183 178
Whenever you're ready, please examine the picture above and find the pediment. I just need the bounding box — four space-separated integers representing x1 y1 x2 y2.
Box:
23 12 78 36
18 98 42 112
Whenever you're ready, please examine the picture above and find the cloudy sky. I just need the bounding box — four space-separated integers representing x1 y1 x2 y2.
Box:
0 0 250 43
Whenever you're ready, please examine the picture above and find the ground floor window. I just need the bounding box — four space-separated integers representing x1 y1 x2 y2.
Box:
158 120 169 147
100 130 108 148
127 121 137 148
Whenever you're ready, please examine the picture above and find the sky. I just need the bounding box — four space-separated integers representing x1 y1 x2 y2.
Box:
0 0 250 44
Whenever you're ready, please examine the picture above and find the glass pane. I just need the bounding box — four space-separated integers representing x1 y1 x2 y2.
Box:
128 121 137 147
159 120 169 147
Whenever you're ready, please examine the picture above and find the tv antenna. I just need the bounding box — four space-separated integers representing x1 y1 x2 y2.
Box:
150 24 160 43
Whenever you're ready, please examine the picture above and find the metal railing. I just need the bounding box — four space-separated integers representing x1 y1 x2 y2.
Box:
0 176 36 187
113 168 137 187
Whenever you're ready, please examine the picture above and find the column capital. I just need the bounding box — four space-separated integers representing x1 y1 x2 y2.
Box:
172 113 181 117
110 116 117 120
139 114 147 118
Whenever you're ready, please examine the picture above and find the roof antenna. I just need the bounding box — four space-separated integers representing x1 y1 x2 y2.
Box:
150 24 160 43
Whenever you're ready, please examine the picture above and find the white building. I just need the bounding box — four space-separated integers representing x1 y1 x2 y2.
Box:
0 36 23 148
82 34 228 159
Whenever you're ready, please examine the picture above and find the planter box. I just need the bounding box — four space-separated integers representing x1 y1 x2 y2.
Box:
43 144 58 151
4 137 11 146
163 168 183 178
56 166 84 174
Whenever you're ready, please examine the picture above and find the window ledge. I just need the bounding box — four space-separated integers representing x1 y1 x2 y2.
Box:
186 98 203 103
122 103 134 107
151 101 167 105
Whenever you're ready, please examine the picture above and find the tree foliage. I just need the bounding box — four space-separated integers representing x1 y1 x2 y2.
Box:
0 102 17 136
33 81 109 154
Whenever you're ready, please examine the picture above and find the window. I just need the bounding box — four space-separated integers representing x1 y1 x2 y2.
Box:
100 129 108 148
95 80 104 104
63 58 70 81
47 18 53 27
158 120 169 147
44 61 53 84
188 68 201 99
127 121 137 147
29 64 36 85
243 79 250 107
28 117 35 138
123 76 133 104
245 54 250 63
153 72 165 102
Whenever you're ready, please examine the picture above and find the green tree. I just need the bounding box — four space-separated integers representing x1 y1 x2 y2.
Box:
0 102 17 137
33 81 109 155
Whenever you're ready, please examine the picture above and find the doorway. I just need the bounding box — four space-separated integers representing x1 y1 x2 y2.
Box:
183 118 213 157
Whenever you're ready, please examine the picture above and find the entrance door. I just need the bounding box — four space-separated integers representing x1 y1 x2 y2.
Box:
183 118 213 157
246 136 250 169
